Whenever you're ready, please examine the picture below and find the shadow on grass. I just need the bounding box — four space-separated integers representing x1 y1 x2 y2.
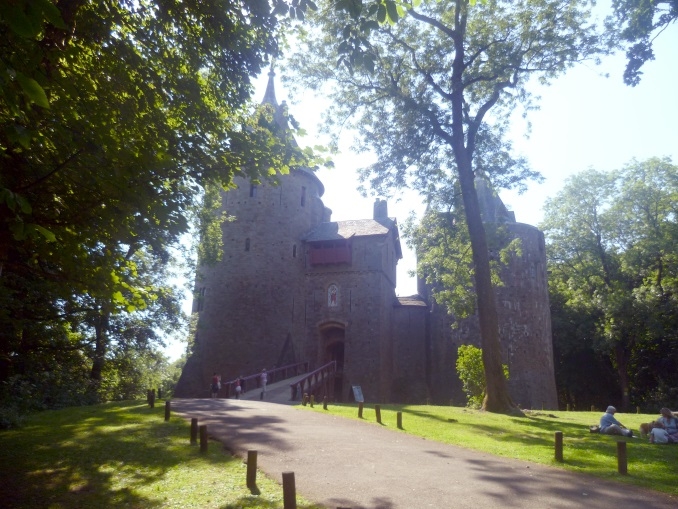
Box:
0 402 175 508
221 500 319 509
0 400 314 509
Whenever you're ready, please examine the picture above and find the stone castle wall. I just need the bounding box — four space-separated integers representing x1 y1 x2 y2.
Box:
174 169 325 396
176 168 558 408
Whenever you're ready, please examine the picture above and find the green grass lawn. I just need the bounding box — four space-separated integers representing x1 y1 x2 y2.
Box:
0 401 323 509
2 401 676 508
302 402 678 497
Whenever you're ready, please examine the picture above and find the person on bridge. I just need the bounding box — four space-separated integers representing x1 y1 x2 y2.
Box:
210 373 220 398
260 369 268 399
235 377 242 399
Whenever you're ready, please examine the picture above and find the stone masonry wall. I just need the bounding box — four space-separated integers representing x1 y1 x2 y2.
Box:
174 169 325 397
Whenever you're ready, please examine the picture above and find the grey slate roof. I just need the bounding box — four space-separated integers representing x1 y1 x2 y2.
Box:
396 295 428 307
303 218 397 242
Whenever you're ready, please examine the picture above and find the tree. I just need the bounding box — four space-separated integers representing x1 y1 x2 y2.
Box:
612 0 678 85
542 158 678 410
0 1 313 407
287 0 610 413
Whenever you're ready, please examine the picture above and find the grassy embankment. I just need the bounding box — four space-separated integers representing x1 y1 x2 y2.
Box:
0 401 323 509
301 402 678 497
1 400 676 508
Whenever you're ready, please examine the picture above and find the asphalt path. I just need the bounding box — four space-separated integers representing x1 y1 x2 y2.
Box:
172 398 676 509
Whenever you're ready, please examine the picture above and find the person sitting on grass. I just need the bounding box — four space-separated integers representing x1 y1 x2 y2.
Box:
658 407 678 443
649 421 671 444
599 406 633 437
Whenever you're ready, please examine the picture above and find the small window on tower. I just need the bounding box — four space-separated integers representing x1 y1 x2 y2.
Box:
250 184 258 197
196 287 206 312
245 238 250 251
301 186 306 207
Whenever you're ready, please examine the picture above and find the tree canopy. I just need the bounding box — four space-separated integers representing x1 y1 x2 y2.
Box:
542 157 678 410
612 0 678 85
287 0 611 413
0 0 310 412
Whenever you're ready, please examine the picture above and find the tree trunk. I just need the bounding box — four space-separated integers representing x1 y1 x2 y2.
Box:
446 1 521 415
614 343 631 411
456 160 521 415
89 310 109 396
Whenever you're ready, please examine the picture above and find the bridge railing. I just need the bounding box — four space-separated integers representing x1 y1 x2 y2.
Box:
221 361 309 398
290 361 336 401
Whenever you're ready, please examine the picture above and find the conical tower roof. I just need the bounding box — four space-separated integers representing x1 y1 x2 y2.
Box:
262 68 278 107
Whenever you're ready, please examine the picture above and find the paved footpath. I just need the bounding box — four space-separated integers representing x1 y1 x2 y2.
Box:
172 398 676 509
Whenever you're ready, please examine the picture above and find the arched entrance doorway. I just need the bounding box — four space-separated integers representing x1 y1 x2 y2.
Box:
320 324 345 401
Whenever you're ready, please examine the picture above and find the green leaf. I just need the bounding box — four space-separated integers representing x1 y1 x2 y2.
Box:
377 3 387 23
16 73 50 109
3 6 41 38
36 0 67 29
14 193 32 214
364 55 375 74
7 124 33 149
385 0 399 23
112 291 126 304
30 224 56 242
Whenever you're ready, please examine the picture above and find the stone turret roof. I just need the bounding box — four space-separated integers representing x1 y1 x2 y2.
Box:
262 68 278 107
261 69 325 197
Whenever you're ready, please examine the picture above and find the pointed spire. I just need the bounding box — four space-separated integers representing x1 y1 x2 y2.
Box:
262 66 278 107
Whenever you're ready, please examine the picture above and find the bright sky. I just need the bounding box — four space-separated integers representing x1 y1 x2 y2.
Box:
165 8 677 361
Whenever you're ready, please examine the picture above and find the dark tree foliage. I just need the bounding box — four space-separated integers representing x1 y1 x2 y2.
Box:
612 0 678 85
0 0 311 416
543 158 678 410
549 290 619 409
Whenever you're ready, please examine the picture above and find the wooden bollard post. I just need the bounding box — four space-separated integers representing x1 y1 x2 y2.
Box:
247 450 257 488
358 402 363 418
190 418 198 444
566 404 571 412
397 411 403 429
199 424 208 454
158 388 162 400
637 406 640 414
617 441 627 475
164 400 171 422
310 395 315 408
591 405 595 412
282 471 296 509
323 396 328 410
375 404 382 424
554 431 563 462
302 393 308 406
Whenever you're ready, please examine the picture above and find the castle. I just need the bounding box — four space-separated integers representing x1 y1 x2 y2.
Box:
175 75 558 409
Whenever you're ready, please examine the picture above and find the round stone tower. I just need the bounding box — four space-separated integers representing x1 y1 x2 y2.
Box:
425 179 558 409
175 73 327 396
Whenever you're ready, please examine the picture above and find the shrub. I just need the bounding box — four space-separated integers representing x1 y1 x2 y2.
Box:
456 345 508 408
